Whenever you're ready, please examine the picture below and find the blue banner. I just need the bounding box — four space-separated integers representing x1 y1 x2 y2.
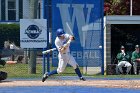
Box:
52 0 104 67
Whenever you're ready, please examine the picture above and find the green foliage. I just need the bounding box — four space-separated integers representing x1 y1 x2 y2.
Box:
0 60 6 66
0 24 20 48
104 0 129 15
104 0 140 15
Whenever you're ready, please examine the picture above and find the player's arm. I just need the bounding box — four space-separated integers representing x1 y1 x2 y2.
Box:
59 36 74 53
55 42 67 53
69 35 75 40
135 58 140 62
59 46 66 53
59 43 69 53
62 35 74 49
63 35 75 47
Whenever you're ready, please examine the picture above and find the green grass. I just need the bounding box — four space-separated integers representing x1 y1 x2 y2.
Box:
0 63 83 78
0 63 140 79
0 63 42 78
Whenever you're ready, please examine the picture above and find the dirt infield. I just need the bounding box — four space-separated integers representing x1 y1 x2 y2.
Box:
0 79 140 89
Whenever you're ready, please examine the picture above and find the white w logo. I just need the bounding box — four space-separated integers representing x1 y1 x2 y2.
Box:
57 4 98 47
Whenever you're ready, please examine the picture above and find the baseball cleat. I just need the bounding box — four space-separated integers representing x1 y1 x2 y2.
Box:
80 77 86 81
42 74 49 82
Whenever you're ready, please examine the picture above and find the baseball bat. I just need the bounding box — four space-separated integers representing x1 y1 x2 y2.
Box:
66 22 75 40
66 22 74 36
42 48 56 54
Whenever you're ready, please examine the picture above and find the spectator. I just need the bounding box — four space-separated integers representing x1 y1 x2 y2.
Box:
116 46 132 74
131 45 140 75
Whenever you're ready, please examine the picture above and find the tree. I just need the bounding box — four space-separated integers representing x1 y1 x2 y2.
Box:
133 0 140 15
104 0 140 15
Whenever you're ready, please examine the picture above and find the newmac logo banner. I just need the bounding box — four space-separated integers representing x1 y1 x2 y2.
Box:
52 0 104 67
20 19 47 48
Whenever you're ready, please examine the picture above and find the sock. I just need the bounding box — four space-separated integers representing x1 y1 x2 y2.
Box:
75 68 82 78
47 70 58 76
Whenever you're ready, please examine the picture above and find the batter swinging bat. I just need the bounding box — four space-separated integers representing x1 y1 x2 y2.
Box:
42 48 56 54
43 22 74 54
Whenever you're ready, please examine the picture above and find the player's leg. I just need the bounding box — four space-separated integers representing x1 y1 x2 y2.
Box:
133 62 138 75
125 61 132 74
68 55 86 81
117 61 125 74
42 69 58 82
57 58 67 73
75 67 86 81
42 58 67 82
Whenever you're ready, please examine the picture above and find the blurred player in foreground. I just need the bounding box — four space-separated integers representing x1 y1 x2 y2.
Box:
42 28 86 82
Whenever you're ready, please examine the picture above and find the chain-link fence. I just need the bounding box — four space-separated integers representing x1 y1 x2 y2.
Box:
0 40 45 78
0 0 46 79
1 0 104 79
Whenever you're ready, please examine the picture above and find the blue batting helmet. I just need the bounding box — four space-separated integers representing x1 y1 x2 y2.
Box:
56 28 65 37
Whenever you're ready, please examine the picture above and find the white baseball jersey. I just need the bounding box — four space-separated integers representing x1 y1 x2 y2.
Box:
55 34 78 73
55 34 70 54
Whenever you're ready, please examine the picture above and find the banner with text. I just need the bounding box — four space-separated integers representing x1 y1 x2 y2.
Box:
52 0 104 67
20 19 47 48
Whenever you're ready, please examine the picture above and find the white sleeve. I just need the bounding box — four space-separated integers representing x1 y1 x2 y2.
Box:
55 37 62 51
64 34 70 40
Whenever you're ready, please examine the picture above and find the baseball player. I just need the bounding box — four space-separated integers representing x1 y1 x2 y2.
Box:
131 45 140 74
116 46 132 74
42 28 86 82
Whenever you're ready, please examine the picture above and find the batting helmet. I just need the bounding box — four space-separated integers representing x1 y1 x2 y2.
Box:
56 28 65 37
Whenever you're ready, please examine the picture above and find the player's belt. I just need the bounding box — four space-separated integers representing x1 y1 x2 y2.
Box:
63 52 70 54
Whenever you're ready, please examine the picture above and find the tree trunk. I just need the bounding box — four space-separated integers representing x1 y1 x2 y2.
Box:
28 0 38 74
